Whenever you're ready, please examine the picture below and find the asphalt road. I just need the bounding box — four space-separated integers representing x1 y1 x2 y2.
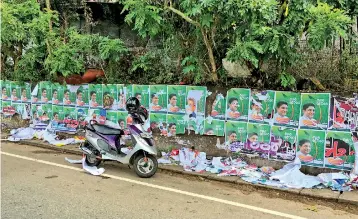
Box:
1 142 357 219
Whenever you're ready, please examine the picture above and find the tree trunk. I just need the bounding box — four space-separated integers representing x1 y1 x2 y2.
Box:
200 28 218 82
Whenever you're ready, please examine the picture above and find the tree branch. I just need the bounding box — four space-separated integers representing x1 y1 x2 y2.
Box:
167 6 201 27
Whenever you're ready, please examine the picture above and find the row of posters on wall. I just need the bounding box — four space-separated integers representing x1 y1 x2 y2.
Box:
2 81 357 133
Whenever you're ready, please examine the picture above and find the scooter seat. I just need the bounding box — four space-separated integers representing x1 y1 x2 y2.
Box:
92 124 124 135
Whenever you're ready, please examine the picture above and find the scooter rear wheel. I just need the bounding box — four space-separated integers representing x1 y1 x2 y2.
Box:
85 153 101 167
133 154 158 178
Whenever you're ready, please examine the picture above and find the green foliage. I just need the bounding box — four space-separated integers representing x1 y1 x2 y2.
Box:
279 72 297 88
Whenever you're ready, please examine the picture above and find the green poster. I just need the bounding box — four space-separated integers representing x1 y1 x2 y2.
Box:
37 81 52 103
133 85 150 109
42 104 53 120
1 80 11 101
225 121 248 152
52 83 64 105
246 123 272 157
325 131 355 170
89 109 101 121
116 84 128 111
297 129 326 167
249 90 275 124
273 91 301 127
117 111 129 129
103 84 117 110
166 114 186 134
106 110 118 124
20 82 31 103
167 85 186 114
89 84 103 108
1 101 13 117
12 102 25 115
225 88 250 121
63 106 77 120
186 86 207 116
52 105 65 121
210 93 226 120
63 85 76 106
149 113 168 136
149 85 168 113
270 126 297 162
77 108 89 122
204 119 225 136
76 84 89 107
32 104 51 121
31 104 43 118
10 81 21 102
187 116 205 135
299 93 330 130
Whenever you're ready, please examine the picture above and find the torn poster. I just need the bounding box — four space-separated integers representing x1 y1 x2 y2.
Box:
249 90 275 124
204 117 225 136
103 84 116 110
166 114 186 135
225 121 248 152
245 123 272 158
210 93 226 120
269 126 297 162
329 96 358 131
325 131 355 170
132 84 150 109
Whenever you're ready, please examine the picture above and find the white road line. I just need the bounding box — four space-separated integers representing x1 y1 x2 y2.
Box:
1 151 306 219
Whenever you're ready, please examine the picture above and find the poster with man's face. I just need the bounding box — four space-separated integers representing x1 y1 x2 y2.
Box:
63 85 76 106
89 84 103 108
51 83 64 105
1 80 11 101
225 121 248 152
325 131 355 170
167 85 186 114
273 91 301 127
204 119 225 136
269 126 297 162
132 85 149 109
210 93 226 120
249 90 275 124
149 85 167 113
37 81 52 103
103 84 117 110
166 114 186 134
186 86 207 117
63 106 77 120
10 81 21 102
117 84 131 111
20 83 31 103
52 105 65 121
225 88 250 121
297 129 326 167
106 110 118 124
299 93 330 130
245 123 272 158
149 113 168 135
117 111 129 129
76 85 89 107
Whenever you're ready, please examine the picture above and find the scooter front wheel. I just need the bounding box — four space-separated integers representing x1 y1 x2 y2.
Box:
85 153 101 167
133 154 158 178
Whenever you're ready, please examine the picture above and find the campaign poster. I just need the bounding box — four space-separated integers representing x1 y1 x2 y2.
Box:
106 110 118 124
42 103 53 120
117 111 129 129
103 84 117 110
37 81 52 103
10 81 21 102
2 101 14 117
63 106 77 120
12 102 25 116
63 85 76 106
1 80 11 102
210 93 226 120
325 131 355 170
204 119 225 137
149 113 168 136
117 84 128 111
269 126 297 162
51 83 64 105
76 84 89 107
132 85 150 109
167 85 186 114
187 115 205 135
297 129 326 167
273 91 301 127
245 123 272 158
329 96 358 131
149 85 167 113
166 114 186 135
77 108 89 128
20 82 31 103
299 93 330 130
225 88 250 121
89 109 101 121
89 84 103 108
52 105 65 121
249 90 275 124
186 86 207 117
225 121 248 152
31 104 51 122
